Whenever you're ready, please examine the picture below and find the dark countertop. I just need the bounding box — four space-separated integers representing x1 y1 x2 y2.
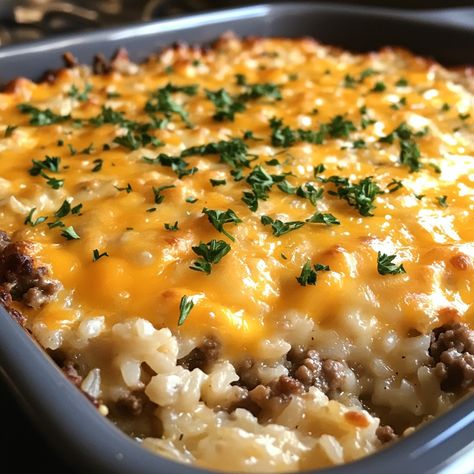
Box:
0 1 472 472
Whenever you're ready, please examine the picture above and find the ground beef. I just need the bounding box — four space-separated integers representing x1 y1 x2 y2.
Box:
0 233 60 310
429 323 474 392
232 349 347 419
178 337 221 372
290 349 346 393
246 375 304 418
376 424 398 444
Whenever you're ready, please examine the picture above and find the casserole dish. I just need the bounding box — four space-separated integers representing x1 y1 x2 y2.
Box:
0 3 473 473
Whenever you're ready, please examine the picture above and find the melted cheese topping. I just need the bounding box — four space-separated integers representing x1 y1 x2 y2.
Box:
0 37 473 358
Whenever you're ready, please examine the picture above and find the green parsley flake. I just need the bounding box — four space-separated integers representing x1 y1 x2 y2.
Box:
189 239 231 274
178 295 195 326
202 208 242 241
17 103 70 126
24 208 47 227
296 261 330 286
377 252 406 275
153 184 175 204
61 226 80 240
436 195 448 208
92 249 109 261
164 221 179 231
261 215 305 237
306 212 340 225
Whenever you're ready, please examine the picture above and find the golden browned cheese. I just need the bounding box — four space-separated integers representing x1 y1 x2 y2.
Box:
0 37 473 359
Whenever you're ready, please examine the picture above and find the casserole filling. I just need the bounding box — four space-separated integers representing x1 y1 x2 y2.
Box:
0 35 473 471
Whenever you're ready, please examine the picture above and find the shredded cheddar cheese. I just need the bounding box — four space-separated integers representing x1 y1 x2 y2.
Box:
0 36 473 362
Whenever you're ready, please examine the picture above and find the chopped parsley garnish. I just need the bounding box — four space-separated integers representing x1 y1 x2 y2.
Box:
399 140 421 172
202 208 241 241
352 139 366 149
306 212 340 225
343 74 357 88
237 74 282 101
89 106 130 127
414 193 425 200
182 138 250 169
428 163 442 174
189 239 231 274
296 261 330 286
152 184 175 204
359 68 377 80
114 183 133 193
242 165 285 210
380 123 424 172
390 97 407 110
260 215 305 236
436 195 448 208
371 81 386 93
29 156 61 175
17 103 70 126
68 83 92 102
92 249 109 261
206 77 281 121
296 183 323 206
43 175 64 189
441 103 451 112
206 89 246 122
146 207 156 213
314 164 326 176
327 115 357 138
178 295 195 326
113 130 163 150
4 125 17 137
269 117 298 147
55 200 71 218
277 180 297 194
92 159 103 172
71 203 82 214
395 78 408 87
185 196 198 203
144 153 197 179
24 208 47 227
265 158 280 166
80 143 94 155
210 178 227 187
68 144 77 156
459 113 471 121
61 225 80 240
145 83 198 127
377 252 406 275
164 221 179 231
325 175 383 216
387 179 404 193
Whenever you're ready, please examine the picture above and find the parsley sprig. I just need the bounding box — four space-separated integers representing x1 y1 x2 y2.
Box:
202 208 241 241
190 239 231 274
261 215 305 236
377 252 406 275
296 261 330 286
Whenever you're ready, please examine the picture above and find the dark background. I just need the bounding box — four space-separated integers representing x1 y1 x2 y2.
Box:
0 1 473 473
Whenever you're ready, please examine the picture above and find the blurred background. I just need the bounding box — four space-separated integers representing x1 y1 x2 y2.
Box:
0 0 473 45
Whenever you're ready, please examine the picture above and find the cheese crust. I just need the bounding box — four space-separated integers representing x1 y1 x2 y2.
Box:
0 35 473 471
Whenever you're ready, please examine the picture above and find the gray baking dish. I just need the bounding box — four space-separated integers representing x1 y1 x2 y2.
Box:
0 2 473 473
